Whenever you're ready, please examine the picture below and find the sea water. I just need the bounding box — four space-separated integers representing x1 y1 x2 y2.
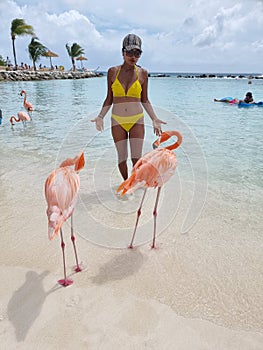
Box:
1 74 262 188
0 75 262 225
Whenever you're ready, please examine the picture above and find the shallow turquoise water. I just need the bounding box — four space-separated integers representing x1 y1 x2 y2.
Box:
1 75 262 190
0 75 262 234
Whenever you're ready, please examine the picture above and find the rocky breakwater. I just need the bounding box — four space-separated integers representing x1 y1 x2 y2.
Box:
0 69 104 82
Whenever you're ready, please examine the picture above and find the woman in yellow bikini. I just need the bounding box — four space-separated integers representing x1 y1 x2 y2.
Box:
92 34 166 180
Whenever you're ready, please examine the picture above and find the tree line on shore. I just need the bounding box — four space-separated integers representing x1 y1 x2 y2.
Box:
1 18 86 71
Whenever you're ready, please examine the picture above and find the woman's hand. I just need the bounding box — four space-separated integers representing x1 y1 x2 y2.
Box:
153 118 167 136
91 116 104 131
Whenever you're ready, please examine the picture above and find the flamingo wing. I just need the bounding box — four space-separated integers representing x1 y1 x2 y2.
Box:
117 148 177 195
45 167 80 240
17 111 31 121
25 102 33 111
146 148 178 185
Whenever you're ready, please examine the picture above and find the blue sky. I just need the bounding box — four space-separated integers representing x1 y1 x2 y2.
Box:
1 0 263 73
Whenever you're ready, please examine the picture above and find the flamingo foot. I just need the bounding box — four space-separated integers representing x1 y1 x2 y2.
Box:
151 243 158 249
73 262 85 273
128 244 134 249
75 266 82 273
58 278 73 287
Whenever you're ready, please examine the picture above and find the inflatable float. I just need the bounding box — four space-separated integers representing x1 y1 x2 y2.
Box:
214 97 263 107
238 101 263 108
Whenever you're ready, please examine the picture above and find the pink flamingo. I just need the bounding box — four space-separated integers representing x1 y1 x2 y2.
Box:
117 130 183 249
20 90 34 113
44 151 85 286
10 111 31 126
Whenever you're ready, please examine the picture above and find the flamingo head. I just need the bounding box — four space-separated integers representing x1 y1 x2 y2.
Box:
20 90 25 96
9 116 15 125
152 130 183 151
46 206 65 240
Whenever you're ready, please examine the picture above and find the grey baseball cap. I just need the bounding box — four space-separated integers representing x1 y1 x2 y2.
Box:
122 34 142 51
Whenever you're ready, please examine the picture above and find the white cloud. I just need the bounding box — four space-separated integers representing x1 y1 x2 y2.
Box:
192 25 218 47
0 0 263 72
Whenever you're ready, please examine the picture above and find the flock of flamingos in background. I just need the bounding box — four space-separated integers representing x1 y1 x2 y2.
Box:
9 89 33 126
10 89 183 287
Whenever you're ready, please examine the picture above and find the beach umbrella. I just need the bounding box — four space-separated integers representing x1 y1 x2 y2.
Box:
76 55 88 69
42 50 59 68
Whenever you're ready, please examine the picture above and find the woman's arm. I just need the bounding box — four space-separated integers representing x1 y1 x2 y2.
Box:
91 68 114 131
140 69 166 135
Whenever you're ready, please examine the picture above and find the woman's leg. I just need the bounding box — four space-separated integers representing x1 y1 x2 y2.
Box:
129 122 145 167
111 124 129 180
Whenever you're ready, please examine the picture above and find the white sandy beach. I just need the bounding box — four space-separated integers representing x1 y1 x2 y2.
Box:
0 149 263 350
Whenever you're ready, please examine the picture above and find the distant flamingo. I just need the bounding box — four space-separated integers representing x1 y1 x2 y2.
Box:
117 130 182 249
44 151 85 286
20 90 34 113
10 111 31 126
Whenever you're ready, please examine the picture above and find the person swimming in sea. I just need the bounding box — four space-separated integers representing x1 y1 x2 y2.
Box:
214 92 255 105
214 97 239 104
239 92 254 104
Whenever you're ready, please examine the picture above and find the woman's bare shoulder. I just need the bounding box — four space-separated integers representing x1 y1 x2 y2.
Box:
138 66 149 83
139 66 148 73
108 65 120 79
108 65 120 74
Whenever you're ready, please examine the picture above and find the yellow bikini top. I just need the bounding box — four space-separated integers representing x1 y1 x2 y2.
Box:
111 66 142 98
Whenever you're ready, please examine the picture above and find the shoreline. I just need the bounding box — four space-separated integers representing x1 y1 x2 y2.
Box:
0 69 104 82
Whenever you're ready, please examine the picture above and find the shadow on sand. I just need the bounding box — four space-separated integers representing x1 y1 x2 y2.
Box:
7 270 60 342
91 249 144 285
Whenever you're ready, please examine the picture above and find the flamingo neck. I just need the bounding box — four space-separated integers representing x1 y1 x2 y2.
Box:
155 130 183 151
10 116 20 124
21 91 26 103
165 131 183 150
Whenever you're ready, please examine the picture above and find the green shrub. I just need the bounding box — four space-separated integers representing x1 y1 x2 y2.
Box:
0 55 6 66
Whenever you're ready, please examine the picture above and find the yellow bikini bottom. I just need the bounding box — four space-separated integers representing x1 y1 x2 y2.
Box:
111 113 144 132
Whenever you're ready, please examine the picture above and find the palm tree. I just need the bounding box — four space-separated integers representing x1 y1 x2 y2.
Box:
28 37 47 71
11 18 35 69
65 43 85 71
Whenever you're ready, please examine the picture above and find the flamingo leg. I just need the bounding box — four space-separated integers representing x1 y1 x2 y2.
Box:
70 215 82 272
129 188 147 249
151 187 162 249
58 228 73 286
